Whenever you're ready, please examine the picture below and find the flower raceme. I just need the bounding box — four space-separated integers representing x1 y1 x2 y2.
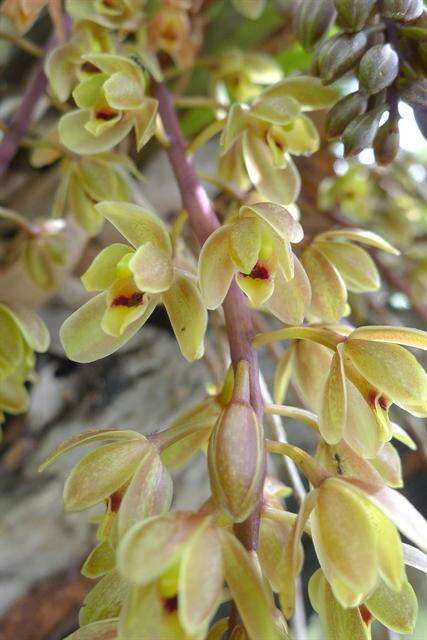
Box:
255 325 427 459
218 76 337 204
199 202 311 325
60 202 207 363
58 53 158 155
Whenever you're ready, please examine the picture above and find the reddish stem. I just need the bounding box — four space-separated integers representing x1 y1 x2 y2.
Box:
0 15 71 178
153 81 265 557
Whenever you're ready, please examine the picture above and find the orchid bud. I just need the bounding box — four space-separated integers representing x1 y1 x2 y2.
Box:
334 0 377 32
296 0 337 51
325 91 368 139
208 361 265 522
318 32 369 85
343 105 386 156
358 45 399 95
374 118 400 165
381 0 424 21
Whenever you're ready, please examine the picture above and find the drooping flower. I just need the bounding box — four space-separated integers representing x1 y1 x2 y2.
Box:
0 303 49 425
301 228 399 323
30 139 140 236
255 324 427 458
66 0 145 30
45 21 114 103
58 54 158 155
60 202 207 362
218 77 337 204
309 568 418 639
117 512 284 639
212 49 283 104
199 202 311 324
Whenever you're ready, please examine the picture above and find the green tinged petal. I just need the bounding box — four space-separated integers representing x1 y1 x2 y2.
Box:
133 97 158 151
315 240 380 292
319 349 347 445
0 303 49 352
118 446 173 537
308 569 370 640
350 326 427 350
0 306 24 380
63 439 147 511
266 256 311 325
59 110 133 155
302 246 347 323
317 228 399 255
81 244 133 291
198 226 235 309
63 619 118 640
118 513 204 585
95 201 172 253
103 72 145 110
39 428 144 472
79 571 129 626
241 202 303 243
345 339 427 415
60 292 156 363
162 274 207 362
219 529 284 640
365 579 417 634
260 76 338 111
129 242 173 293
243 132 301 204
81 541 116 579
178 520 223 636
220 103 248 155
228 217 260 274
250 96 301 125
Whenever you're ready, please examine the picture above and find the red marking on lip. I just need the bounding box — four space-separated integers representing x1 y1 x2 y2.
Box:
81 61 101 74
96 109 116 121
241 262 270 280
368 391 388 410
109 490 122 513
112 292 144 307
163 595 178 613
359 605 373 626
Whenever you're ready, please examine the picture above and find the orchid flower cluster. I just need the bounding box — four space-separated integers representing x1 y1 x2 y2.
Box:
1 1 427 639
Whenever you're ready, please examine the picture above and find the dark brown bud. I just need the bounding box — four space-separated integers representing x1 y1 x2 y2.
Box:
374 118 400 164
358 44 399 95
400 78 427 109
325 91 368 138
381 0 424 22
318 32 369 84
296 0 337 51
343 105 386 156
334 0 377 31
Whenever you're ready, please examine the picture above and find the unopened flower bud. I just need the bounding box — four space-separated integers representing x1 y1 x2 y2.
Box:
325 91 368 138
296 0 337 51
374 118 400 165
381 0 424 22
343 105 386 156
208 361 265 522
400 78 427 109
358 44 399 95
318 32 368 84
334 0 377 31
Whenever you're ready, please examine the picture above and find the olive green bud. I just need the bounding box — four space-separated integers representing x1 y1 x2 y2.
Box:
325 91 368 138
296 0 337 51
381 0 424 22
374 118 400 165
343 105 386 156
400 78 427 109
358 44 399 95
318 32 368 84
208 361 265 523
334 0 377 31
